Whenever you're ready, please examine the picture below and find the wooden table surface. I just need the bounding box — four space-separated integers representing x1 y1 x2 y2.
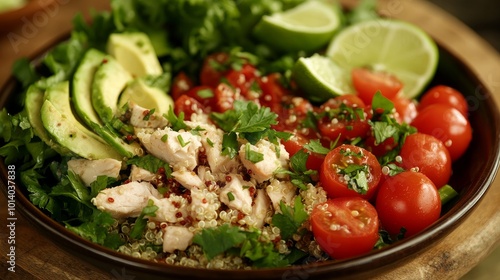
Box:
1 0 500 279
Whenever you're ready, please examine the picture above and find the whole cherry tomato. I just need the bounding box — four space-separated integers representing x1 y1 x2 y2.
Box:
411 104 472 161
418 85 468 117
375 171 441 237
398 133 452 188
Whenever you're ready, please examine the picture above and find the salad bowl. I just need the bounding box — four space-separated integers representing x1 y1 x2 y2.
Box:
1 1 500 279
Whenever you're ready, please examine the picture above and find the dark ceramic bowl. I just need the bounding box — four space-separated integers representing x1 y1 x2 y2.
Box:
1 42 500 279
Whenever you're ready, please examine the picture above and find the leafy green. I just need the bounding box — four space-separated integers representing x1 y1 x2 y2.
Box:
127 154 172 177
272 196 308 241
66 210 124 249
193 223 291 267
129 199 159 239
193 223 247 260
304 139 330 155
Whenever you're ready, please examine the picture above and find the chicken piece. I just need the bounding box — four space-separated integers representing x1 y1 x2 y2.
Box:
162 226 194 253
147 195 189 223
239 140 289 183
129 102 168 128
171 168 205 190
185 120 239 174
92 181 161 219
130 165 156 182
67 158 122 186
266 179 296 212
219 174 254 215
249 189 271 229
136 127 202 171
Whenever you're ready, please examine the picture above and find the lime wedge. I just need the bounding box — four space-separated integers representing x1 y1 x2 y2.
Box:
253 0 342 52
325 18 439 99
292 54 351 103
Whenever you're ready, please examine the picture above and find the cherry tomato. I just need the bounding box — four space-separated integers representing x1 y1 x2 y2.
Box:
351 67 403 105
171 71 195 100
184 85 216 109
213 83 237 113
410 104 472 161
258 73 289 110
282 133 325 171
320 144 382 200
418 85 468 117
225 64 260 100
310 197 379 260
375 171 441 237
363 134 397 158
317 95 371 143
200 52 230 88
392 96 418 124
174 95 206 120
398 133 452 188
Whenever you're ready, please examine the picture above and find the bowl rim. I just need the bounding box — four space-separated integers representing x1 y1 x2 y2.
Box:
1 34 500 279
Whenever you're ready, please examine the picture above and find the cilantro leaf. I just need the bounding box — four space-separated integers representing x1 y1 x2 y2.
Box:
272 196 308 240
221 132 239 158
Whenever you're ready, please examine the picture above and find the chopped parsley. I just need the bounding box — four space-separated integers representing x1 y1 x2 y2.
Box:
129 199 159 239
245 143 264 163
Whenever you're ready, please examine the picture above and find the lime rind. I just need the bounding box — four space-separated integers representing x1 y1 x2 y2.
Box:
326 18 439 99
292 54 351 103
253 0 343 52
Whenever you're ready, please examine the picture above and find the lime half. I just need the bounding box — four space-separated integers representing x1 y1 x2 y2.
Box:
292 54 351 103
253 0 342 52
326 18 439 99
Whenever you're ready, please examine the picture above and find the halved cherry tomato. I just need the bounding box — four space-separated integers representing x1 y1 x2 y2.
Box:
351 67 403 105
225 64 260 100
310 197 379 260
418 85 468 117
363 134 397 158
258 73 289 110
184 85 216 109
411 104 472 161
282 133 325 171
171 71 195 100
200 52 230 88
317 95 371 143
174 95 206 120
213 82 237 113
320 144 381 200
392 96 418 124
399 133 452 188
375 171 441 237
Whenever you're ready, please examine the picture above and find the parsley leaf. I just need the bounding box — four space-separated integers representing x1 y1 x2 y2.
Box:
127 154 172 177
272 196 308 240
245 143 264 163
66 210 124 249
304 139 330 155
193 224 247 260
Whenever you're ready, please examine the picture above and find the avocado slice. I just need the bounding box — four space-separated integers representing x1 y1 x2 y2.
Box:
25 85 71 155
91 56 133 123
41 81 122 160
73 48 142 158
106 32 163 77
118 78 174 116
72 48 106 126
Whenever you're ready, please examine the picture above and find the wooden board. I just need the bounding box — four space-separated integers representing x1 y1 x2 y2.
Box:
1 0 500 279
